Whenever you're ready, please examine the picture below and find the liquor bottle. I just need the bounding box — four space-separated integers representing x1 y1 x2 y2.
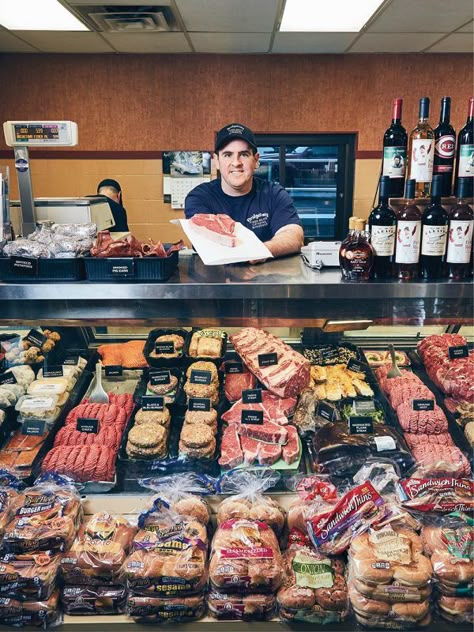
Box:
395 179 421 280
454 97 474 193
433 97 455 197
368 175 396 278
408 97 435 198
339 216 358 270
445 178 474 279
382 98 408 198
420 174 448 279
342 219 374 281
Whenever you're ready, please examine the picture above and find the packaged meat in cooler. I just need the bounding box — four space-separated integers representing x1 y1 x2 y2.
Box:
0 552 62 601
403 434 471 478
0 589 62 628
208 592 276 620
62 585 127 615
97 340 147 368
395 401 449 434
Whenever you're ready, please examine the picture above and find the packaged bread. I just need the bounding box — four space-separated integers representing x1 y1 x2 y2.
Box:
127 594 205 623
188 329 226 358
62 585 127 615
0 553 61 601
0 471 23 540
286 474 339 542
207 592 276 620
61 512 136 585
0 589 61 628
437 595 473 625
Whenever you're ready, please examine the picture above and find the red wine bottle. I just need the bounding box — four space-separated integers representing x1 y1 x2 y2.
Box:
433 97 455 197
445 178 474 279
420 174 448 279
382 98 407 198
369 175 397 278
395 179 421 281
454 97 474 193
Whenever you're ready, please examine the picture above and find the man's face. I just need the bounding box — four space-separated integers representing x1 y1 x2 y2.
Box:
215 139 259 195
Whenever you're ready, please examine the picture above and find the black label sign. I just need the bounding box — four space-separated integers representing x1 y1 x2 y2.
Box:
317 401 337 422
448 345 469 360
21 420 46 436
106 258 135 278
413 399 435 411
188 397 211 412
77 417 99 433
320 347 340 363
155 341 175 355
0 372 17 386
25 329 47 348
225 362 244 374
141 396 164 411
241 409 264 425
43 364 64 378
10 256 38 277
243 389 262 404
349 416 374 434
347 358 368 375
355 400 376 414
190 370 212 385
258 353 278 368
64 356 79 366
150 370 171 385
105 365 123 377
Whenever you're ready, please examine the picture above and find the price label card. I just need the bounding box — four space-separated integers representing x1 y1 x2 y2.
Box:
347 359 368 375
258 353 278 368
21 420 46 436
141 396 164 411
0 372 17 386
43 364 64 378
349 416 374 434
64 356 80 366
190 370 212 385
354 400 376 414
150 370 171 385
106 258 135 278
105 365 123 377
241 409 264 425
225 362 244 374
242 389 262 404
155 341 175 355
10 256 38 277
448 345 469 360
25 329 47 348
412 399 435 411
317 401 337 422
76 417 99 433
320 348 340 363
188 397 211 412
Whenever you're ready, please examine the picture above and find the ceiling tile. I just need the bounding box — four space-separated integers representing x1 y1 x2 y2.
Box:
349 32 443 53
272 32 357 53
0 29 38 52
190 32 271 53
102 32 191 53
426 33 474 52
175 0 279 32
367 0 474 33
457 20 473 32
13 31 114 53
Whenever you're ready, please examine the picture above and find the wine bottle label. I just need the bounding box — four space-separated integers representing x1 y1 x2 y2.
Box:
383 147 406 178
395 220 421 264
457 144 474 177
434 135 455 173
446 220 474 264
371 226 396 256
421 225 448 256
410 138 434 182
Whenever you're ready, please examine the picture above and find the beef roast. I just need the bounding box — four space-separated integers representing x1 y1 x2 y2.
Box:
189 214 237 247
240 436 282 466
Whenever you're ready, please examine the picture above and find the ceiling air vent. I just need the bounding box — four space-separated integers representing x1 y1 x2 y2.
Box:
75 5 180 32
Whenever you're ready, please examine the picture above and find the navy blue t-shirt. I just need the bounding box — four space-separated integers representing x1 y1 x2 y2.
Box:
184 177 301 242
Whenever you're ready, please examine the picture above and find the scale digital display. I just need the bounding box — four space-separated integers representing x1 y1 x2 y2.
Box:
3 121 78 147
14 124 59 142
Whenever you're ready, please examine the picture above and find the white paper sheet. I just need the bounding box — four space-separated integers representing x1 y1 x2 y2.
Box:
170 177 210 209
171 218 273 265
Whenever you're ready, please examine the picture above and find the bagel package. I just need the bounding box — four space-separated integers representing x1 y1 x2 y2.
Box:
277 547 349 624
127 593 205 623
60 512 136 585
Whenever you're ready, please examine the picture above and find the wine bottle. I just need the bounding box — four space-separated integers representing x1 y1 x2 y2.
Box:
408 97 435 198
420 174 448 279
454 97 474 193
382 98 408 198
445 178 474 279
433 97 455 197
369 175 396 278
395 179 421 280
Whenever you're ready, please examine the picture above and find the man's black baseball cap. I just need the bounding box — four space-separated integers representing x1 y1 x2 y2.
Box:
215 123 257 153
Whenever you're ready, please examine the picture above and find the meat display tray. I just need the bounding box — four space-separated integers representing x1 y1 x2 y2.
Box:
83 251 178 282
0 256 85 282
143 328 191 369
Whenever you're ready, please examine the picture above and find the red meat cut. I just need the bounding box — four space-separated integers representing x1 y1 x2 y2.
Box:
240 435 282 466
221 391 297 426
189 214 238 247
237 421 288 445
218 425 243 469
282 425 300 464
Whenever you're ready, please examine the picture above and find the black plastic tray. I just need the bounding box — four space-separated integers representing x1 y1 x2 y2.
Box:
184 328 228 367
143 328 191 369
83 251 178 282
0 256 84 282
133 367 185 409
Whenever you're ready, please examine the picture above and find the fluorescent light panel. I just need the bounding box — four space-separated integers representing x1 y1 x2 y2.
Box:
0 0 89 31
280 0 385 32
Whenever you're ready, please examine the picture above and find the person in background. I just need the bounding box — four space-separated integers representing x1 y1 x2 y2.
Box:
184 123 303 263
97 178 129 232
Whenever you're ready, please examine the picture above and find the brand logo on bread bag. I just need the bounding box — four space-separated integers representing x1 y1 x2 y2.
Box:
399 478 473 499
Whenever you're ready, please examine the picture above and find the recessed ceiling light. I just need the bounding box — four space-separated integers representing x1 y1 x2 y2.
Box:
0 0 89 31
280 0 385 32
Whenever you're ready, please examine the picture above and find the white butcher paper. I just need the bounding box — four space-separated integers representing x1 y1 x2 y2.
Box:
171 218 273 265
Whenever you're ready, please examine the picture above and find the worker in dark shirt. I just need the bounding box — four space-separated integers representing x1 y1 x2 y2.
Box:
97 178 129 232
185 123 303 263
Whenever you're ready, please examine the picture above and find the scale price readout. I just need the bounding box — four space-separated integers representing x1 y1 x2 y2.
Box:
3 121 78 147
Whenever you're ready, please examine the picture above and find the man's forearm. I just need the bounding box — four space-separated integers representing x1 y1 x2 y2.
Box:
264 225 304 258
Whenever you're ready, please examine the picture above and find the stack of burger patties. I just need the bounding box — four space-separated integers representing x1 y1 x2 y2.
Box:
347 525 433 629
126 407 170 460
60 512 136 615
146 370 179 403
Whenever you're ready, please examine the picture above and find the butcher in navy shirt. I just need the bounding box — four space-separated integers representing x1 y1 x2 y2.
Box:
185 123 303 263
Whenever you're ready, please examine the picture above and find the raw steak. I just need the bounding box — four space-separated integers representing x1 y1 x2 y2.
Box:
189 214 237 247
282 425 300 465
238 421 288 445
221 391 297 426
240 436 282 466
230 328 310 398
219 424 243 469
223 368 257 402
